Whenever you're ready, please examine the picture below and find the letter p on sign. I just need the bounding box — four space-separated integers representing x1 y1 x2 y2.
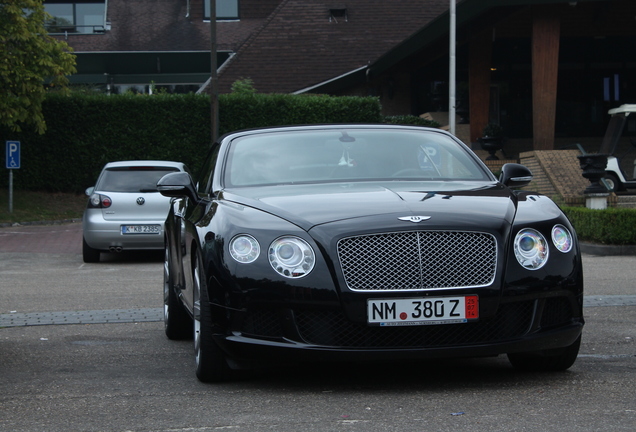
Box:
6 141 20 169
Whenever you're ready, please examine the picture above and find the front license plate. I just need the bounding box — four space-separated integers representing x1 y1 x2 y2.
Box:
121 225 161 235
367 295 478 326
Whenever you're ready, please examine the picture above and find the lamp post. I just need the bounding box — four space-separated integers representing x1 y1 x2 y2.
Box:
210 0 219 142
449 0 456 136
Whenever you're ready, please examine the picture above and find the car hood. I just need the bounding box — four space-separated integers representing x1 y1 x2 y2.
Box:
222 181 518 232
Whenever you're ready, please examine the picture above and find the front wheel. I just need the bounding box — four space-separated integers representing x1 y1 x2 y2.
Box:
193 252 232 382
507 335 581 372
603 172 622 192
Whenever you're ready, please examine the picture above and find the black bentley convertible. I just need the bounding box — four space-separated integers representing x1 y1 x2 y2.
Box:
157 124 584 382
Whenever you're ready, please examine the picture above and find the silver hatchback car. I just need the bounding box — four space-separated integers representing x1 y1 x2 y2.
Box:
82 160 189 263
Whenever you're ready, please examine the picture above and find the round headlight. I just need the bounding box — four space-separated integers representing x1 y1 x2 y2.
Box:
552 225 573 253
269 236 315 278
229 235 260 263
514 228 549 270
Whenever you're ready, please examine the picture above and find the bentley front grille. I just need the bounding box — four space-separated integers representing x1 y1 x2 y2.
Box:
337 231 497 291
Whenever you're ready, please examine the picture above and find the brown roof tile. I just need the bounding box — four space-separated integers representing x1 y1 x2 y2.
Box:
216 0 449 93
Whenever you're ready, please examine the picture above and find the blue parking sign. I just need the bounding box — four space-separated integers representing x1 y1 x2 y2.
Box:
6 141 20 169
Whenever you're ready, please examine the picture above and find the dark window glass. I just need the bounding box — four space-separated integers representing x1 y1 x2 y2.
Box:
44 1 105 34
204 0 239 20
224 129 492 187
97 167 180 192
196 144 221 195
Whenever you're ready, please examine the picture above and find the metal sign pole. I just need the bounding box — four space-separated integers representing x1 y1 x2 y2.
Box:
9 170 13 213
210 0 219 143
6 140 21 213
449 0 457 136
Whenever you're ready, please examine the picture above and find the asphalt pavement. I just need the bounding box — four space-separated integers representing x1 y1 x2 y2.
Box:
1 222 635 432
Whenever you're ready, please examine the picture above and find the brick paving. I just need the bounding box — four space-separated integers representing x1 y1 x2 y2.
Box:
2 297 634 328
0 222 82 254
0 308 162 327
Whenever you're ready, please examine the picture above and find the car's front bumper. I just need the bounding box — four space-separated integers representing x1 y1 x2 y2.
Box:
220 323 583 365
210 293 584 365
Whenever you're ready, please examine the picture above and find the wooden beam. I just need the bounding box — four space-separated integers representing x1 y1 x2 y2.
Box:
532 9 561 150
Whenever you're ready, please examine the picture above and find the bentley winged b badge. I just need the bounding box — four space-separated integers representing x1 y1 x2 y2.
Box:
398 216 431 223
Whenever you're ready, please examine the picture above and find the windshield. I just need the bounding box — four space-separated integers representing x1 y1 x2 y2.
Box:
225 129 492 187
97 166 180 192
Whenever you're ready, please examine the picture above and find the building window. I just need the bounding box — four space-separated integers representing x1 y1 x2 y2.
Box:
44 1 106 34
205 0 239 20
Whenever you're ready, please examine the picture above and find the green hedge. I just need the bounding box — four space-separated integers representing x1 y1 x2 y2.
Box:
0 93 382 193
220 93 382 131
383 115 440 128
563 207 636 245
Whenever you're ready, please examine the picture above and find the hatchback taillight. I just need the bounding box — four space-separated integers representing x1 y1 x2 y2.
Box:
89 193 112 208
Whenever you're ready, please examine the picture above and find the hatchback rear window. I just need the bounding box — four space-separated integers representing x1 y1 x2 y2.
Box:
97 167 180 192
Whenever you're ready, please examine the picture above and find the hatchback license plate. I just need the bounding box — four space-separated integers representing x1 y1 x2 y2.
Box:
368 295 478 326
121 225 161 234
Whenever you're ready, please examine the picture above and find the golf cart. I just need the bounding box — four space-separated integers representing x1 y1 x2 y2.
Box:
600 104 636 191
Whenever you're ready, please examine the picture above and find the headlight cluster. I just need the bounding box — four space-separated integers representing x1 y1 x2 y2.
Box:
229 235 260 263
551 225 573 253
269 236 316 278
229 234 316 278
513 225 573 270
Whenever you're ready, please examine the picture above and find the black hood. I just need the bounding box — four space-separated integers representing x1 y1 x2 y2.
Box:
222 181 518 232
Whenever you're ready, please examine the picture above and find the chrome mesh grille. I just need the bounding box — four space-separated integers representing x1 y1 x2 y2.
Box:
337 231 497 291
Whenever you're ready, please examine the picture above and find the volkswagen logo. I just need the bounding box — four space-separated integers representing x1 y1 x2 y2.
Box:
398 215 431 223
136 197 145 205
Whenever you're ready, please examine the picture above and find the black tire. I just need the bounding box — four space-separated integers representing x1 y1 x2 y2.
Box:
508 335 581 372
193 252 232 382
164 244 192 340
603 172 622 192
82 236 100 263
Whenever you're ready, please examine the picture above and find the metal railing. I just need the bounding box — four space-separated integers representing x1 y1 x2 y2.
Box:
45 24 106 35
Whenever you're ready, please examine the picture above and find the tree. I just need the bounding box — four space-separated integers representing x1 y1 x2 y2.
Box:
231 78 257 95
0 0 76 133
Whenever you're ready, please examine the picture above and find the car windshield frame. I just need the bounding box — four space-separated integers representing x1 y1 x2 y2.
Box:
223 128 494 188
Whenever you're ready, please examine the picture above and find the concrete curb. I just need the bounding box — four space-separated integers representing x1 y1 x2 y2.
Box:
580 242 636 256
0 218 82 228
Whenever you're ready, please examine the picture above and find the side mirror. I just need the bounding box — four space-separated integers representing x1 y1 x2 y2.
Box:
85 187 95 196
157 172 199 203
500 163 533 188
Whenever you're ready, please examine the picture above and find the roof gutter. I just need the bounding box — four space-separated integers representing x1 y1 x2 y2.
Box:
294 65 368 94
